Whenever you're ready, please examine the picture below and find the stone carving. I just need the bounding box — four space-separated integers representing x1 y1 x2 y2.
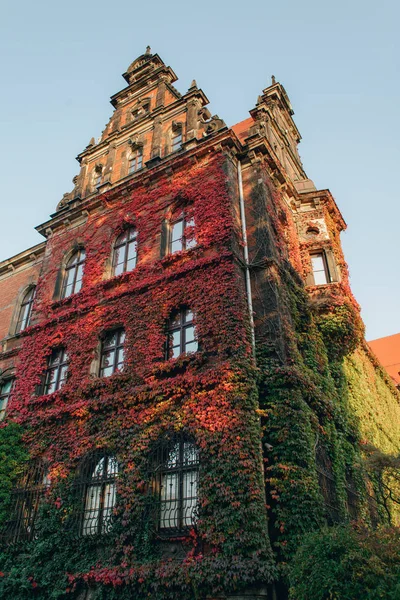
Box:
204 115 226 135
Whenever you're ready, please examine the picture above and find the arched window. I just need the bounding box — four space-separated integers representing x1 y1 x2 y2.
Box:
81 453 118 536
99 328 125 377
0 378 14 421
166 308 197 359
151 436 199 533
42 347 69 395
2 460 49 543
112 228 138 276
15 286 36 333
62 249 85 298
169 211 196 254
128 148 143 174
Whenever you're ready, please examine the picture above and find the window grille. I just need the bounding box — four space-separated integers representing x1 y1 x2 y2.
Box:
1 461 49 544
151 436 199 534
0 378 14 421
128 149 143 174
112 228 138 276
42 348 69 395
78 453 119 537
99 329 125 377
166 308 197 359
169 213 195 254
62 249 85 298
15 287 36 333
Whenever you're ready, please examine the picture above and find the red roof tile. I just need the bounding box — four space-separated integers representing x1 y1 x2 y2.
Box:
368 333 400 385
231 117 255 144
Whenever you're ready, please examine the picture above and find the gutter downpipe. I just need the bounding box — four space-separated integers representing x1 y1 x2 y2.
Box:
237 160 256 359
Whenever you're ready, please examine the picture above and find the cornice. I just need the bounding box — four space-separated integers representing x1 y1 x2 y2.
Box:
0 242 46 279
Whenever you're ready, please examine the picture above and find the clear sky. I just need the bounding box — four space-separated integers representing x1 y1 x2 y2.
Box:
0 0 399 341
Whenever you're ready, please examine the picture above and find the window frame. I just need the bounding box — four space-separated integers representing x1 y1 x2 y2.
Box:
165 308 197 360
80 453 118 537
168 212 196 254
42 347 69 395
310 251 330 285
1 460 49 544
0 378 14 421
128 148 143 174
112 228 138 276
61 248 86 299
151 436 200 535
99 328 126 377
15 286 36 334
171 128 183 153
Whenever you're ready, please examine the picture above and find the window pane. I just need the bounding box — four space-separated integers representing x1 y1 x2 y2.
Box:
182 470 198 526
59 365 68 387
313 270 328 285
311 254 328 285
1 380 13 396
102 483 116 533
185 340 198 354
116 348 124 371
171 240 183 254
83 484 101 535
45 369 57 394
101 350 115 377
183 442 199 466
104 333 117 348
126 241 137 269
171 220 183 241
311 254 324 272
184 310 194 323
64 268 75 289
160 472 179 529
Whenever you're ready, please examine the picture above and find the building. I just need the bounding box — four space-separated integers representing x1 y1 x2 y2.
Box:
369 333 400 389
0 48 399 600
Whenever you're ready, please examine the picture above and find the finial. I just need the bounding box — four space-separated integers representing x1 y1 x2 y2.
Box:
145 45 151 55
257 95 262 105
271 75 276 85
190 79 198 89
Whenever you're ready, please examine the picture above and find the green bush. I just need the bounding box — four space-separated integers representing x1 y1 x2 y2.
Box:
289 525 400 600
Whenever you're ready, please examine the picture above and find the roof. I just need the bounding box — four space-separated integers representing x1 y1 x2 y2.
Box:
368 333 400 385
231 117 254 144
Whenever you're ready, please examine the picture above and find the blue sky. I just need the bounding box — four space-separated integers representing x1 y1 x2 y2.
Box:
0 0 399 340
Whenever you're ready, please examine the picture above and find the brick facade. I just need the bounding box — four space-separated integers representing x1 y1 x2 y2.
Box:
0 49 398 600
